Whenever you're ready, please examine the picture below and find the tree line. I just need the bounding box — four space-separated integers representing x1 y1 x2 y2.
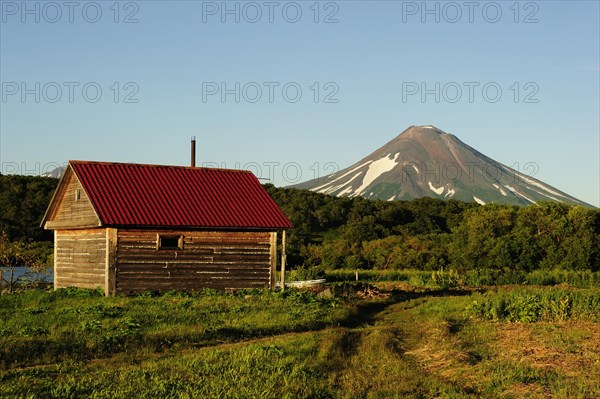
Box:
0 174 57 242
264 185 599 275
0 175 598 285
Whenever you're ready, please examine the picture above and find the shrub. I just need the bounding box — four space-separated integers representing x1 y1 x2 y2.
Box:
525 269 600 288
287 266 326 281
325 269 431 283
468 288 600 322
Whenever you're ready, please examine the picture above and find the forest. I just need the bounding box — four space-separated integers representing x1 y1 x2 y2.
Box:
264 185 599 277
0 175 599 285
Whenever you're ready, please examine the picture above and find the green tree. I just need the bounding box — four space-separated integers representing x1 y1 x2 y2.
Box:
564 206 600 271
450 204 518 272
513 202 573 270
0 174 57 241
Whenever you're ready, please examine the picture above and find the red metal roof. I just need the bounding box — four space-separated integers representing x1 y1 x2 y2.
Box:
69 161 292 229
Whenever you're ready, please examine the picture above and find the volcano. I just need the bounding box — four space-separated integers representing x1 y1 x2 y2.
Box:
291 125 591 207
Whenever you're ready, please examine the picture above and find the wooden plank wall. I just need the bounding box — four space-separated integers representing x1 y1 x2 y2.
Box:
47 170 100 228
115 230 273 294
55 229 107 290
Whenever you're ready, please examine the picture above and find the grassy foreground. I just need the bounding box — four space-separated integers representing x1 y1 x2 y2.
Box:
0 285 599 399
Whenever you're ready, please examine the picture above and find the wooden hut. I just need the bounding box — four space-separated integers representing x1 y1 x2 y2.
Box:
41 161 292 295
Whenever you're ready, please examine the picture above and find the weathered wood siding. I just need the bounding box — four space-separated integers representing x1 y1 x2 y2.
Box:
45 170 100 229
55 229 107 290
115 230 273 294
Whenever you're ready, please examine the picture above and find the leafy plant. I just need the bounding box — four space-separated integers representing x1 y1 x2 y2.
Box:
287 265 326 281
430 268 460 288
469 288 599 322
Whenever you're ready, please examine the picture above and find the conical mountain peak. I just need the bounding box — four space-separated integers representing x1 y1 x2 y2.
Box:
402 125 448 136
292 125 591 207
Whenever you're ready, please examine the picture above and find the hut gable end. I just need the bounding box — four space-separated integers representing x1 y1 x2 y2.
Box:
43 167 101 229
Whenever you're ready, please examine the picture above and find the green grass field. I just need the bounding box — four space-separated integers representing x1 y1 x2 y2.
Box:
1 284 598 399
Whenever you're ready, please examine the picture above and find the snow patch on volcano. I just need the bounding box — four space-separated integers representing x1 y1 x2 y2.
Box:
505 185 535 204
445 188 456 198
473 196 486 205
493 184 507 196
319 171 363 195
428 182 444 195
355 153 400 195
519 175 567 199
312 161 372 192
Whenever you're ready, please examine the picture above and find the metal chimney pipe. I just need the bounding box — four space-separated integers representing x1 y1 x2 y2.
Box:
191 136 196 167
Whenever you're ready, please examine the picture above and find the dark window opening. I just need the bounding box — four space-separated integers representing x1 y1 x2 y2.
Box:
158 235 183 250
75 189 81 201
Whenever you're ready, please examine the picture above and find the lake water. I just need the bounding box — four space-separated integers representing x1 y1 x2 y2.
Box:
0 267 53 283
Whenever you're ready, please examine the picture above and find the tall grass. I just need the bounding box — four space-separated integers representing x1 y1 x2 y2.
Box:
325 269 431 285
524 269 600 288
468 288 600 322
463 268 600 288
327 268 600 289
0 287 349 370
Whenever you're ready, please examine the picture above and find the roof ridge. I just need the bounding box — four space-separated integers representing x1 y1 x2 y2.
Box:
68 160 255 174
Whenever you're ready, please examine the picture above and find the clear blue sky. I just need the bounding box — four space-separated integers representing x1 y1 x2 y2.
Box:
1 0 599 206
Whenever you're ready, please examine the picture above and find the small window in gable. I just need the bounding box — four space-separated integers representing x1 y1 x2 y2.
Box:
75 189 81 201
157 235 184 250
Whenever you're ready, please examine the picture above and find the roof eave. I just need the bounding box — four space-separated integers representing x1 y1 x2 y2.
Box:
101 224 292 231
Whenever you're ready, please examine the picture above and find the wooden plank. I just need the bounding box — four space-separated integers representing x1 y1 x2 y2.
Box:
281 230 287 291
117 263 269 271
56 229 106 237
116 254 269 263
56 252 106 260
53 231 58 291
116 276 271 283
116 268 270 275
57 277 105 284
57 282 104 290
116 282 269 291
56 277 105 283
55 266 106 273
117 243 270 251
106 228 117 296
46 218 101 229
116 260 269 267
57 237 106 243
116 266 270 274
118 230 270 239
269 231 277 290
55 261 106 269
55 269 105 276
